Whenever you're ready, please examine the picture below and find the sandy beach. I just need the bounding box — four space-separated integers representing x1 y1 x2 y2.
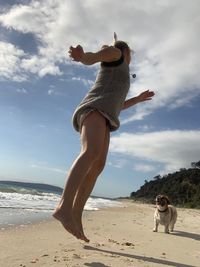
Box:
0 200 199 267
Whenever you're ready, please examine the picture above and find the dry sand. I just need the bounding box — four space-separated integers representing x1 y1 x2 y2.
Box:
0 200 200 267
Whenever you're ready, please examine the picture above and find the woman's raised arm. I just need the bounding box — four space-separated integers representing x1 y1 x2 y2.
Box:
122 90 155 110
68 45 121 65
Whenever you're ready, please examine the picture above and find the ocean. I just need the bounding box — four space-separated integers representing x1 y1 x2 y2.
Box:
0 181 122 229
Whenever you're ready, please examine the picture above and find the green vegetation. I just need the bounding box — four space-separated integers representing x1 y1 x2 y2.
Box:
130 161 200 208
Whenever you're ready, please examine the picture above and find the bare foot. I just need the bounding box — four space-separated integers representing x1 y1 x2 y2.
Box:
74 215 90 243
53 208 81 239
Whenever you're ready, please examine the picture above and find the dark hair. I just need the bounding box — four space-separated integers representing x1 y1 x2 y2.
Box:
114 40 130 53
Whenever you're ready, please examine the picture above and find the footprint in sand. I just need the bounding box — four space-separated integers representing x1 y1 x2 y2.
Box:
121 241 135 247
73 253 82 259
30 258 39 263
108 238 134 247
108 238 120 244
41 254 49 257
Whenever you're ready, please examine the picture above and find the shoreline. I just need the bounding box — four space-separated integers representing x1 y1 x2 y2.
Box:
1 200 199 267
0 197 123 230
0 207 53 230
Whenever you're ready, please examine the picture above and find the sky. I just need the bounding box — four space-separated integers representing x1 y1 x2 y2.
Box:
0 0 200 198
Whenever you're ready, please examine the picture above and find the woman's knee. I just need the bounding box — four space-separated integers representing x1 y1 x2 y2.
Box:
95 158 106 173
81 146 102 164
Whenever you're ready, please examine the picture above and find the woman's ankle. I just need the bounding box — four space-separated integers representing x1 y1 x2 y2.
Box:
55 204 73 215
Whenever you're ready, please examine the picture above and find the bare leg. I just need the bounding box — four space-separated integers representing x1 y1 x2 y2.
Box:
53 111 107 240
73 125 110 241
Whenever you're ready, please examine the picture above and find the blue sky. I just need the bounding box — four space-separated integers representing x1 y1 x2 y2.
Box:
0 0 200 198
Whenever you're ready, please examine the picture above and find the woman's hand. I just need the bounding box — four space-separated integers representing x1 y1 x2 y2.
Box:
137 90 155 102
68 45 84 62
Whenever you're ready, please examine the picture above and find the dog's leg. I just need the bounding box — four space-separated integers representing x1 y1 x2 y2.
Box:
170 208 177 232
165 224 170 234
170 220 176 232
170 224 174 232
153 220 159 232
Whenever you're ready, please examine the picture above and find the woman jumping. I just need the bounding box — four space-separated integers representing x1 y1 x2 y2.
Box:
53 35 155 242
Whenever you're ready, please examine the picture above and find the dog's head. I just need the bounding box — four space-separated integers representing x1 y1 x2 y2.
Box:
155 195 170 209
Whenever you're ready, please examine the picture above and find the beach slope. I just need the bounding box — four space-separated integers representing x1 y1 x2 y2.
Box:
0 201 199 267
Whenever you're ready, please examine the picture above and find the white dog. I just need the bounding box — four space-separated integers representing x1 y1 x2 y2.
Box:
153 195 177 233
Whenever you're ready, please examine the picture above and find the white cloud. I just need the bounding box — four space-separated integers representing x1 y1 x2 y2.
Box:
48 89 54 95
121 108 152 124
110 130 200 173
35 124 47 129
0 41 27 81
16 88 27 94
0 40 62 81
0 2 54 35
133 163 156 173
126 0 200 122
108 159 128 169
0 1 63 79
72 76 94 87
137 124 153 132
21 55 62 77
30 163 66 174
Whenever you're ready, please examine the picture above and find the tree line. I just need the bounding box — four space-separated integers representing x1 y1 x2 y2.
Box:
130 161 200 208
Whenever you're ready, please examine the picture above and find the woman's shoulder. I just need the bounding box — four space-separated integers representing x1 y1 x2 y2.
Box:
96 46 122 63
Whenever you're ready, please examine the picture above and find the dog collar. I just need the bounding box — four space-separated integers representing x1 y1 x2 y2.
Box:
158 208 169 213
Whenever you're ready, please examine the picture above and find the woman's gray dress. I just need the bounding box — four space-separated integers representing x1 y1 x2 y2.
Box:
72 58 130 132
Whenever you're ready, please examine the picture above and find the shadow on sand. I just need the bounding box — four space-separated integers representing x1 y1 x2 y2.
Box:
84 245 197 267
84 262 110 267
171 230 200 241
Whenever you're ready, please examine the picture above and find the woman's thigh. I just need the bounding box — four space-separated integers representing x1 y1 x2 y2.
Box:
80 111 109 157
99 125 110 164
